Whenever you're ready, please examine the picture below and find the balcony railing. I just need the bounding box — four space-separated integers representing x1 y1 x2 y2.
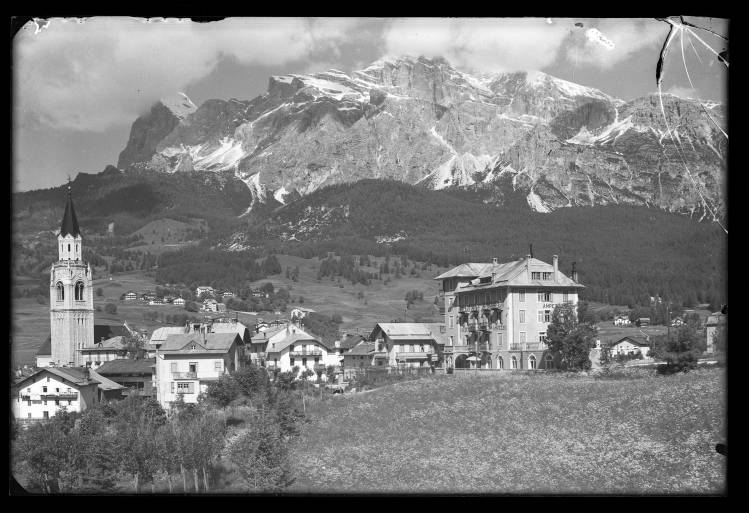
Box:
509 343 522 351
508 343 546 351
172 372 197 379
289 349 323 357
396 351 433 359
40 393 78 400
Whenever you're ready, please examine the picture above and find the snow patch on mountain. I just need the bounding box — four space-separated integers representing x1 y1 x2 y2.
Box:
192 138 246 171
526 188 551 213
274 186 289 204
160 92 197 119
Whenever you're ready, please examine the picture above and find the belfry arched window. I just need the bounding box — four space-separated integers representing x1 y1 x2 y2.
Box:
56 282 64 301
75 281 84 301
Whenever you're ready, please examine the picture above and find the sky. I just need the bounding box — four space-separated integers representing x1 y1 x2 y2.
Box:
13 17 729 192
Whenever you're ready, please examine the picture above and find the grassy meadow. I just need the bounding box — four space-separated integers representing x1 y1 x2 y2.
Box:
289 368 726 494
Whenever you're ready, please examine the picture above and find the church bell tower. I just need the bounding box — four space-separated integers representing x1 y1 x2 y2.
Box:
49 182 94 366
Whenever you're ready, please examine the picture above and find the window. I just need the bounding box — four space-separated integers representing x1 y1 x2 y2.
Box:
544 310 551 323
177 382 194 394
189 362 197 373
538 291 551 302
449 336 454 346
171 382 175 393
302 358 307 367
43 400 48 406
519 310 526 323
290 358 295 366
68 244 71 252
43 411 49 419
542 272 552 280
511 356 518 369
563 292 569 302
519 291 525 302
43 386 47 393
56 388 59 392
378 360 383 366
55 399 60 406
28 413 32 419
497 332 503 349
75 281 84 301
215 361 222 371
171 362 177 373
528 355 537 370
538 332 547 343
497 356 504 369
545 354 554 369
531 272 541 280
449 316 454 328
537 310 544 323
520 332 526 344
56 282 65 301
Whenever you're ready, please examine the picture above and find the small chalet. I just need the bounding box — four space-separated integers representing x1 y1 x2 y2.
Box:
124 291 138 301
368 323 444 369
609 336 651 358
173 297 186 306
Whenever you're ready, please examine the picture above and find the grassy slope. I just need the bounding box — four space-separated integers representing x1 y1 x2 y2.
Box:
290 369 726 493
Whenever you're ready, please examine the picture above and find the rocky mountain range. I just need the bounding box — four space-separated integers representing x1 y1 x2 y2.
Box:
117 55 727 220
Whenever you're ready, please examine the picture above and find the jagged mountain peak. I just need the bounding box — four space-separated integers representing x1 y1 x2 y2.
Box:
159 92 198 120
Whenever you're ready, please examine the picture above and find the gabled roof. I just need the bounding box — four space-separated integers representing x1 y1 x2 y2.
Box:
434 263 492 280
150 326 187 344
612 336 650 347
347 341 375 356
59 188 81 238
446 257 583 291
210 321 250 339
88 368 126 391
12 366 123 392
82 336 125 351
36 336 51 356
249 325 288 344
161 332 240 353
338 333 365 350
371 323 442 340
96 358 155 375
265 330 321 354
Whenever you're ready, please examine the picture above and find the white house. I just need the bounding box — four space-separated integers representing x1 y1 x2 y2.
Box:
195 286 214 298
202 298 219 312
263 326 337 377
124 291 138 301
154 331 244 409
608 336 651 358
12 367 124 425
368 323 445 369
613 316 631 326
173 297 186 307
79 336 128 368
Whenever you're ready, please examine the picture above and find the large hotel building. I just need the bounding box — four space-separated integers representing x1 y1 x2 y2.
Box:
434 254 584 370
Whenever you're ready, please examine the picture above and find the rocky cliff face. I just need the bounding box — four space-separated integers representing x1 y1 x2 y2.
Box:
116 56 726 220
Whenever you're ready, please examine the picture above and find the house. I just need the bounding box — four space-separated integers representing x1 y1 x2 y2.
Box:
608 336 651 359
263 325 337 376
202 298 219 312
195 286 214 298
435 254 583 370
79 336 129 368
163 295 176 304
330 333 366 367
209 319 252 345
343 340 376 377
124 291 138 301
705 311 726 354
613 316 631 326
247 325 288 364
221 291 235 299
12 367 124 425
173 297 186 307
670 318 684 327
368 323 445 369
96 358 156 398
148 298 163 306
154 331 244 409
636 317 651 327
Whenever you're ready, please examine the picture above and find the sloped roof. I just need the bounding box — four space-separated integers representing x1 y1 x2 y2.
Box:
36 336 51 356
161 332 240 353
434 263 492 280
88 368 125 391
82 336 125 351
265 331 321 354
448 257 583 290
338 333 364 350
96 358 156 375
59 189 81 238
612 336 650 347
211 321 250 339
347 341 376 356
371 323 447 343
150 326 187 344
706 312 726 326
249 325 288 344
13 367 92 389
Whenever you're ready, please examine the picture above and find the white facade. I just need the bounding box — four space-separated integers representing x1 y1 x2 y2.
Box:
610 339 650 358
12 372 97 422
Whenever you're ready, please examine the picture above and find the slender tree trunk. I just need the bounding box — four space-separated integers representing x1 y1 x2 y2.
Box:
193 468 200 492
181 464 187 492
134 472 139 493
202 466 209 492
168 474 173 493
151 480 155 494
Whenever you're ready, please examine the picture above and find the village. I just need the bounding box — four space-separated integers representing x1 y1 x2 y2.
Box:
11 189 726 425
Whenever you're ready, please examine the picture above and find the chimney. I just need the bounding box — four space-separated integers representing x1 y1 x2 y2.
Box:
552 255 558 282
571 262 578 283
525 253 531 280
529 244 533 259
492 257 498 264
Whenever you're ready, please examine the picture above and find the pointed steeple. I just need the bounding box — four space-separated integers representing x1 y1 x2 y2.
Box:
60 178 80 238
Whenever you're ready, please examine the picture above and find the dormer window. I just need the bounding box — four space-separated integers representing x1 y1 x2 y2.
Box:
542 272 552 280
531 272 541 280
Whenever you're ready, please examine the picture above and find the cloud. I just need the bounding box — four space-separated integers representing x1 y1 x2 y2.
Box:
565 19 665 69
382 18 667 74
382 18 570 73
14 17 358 131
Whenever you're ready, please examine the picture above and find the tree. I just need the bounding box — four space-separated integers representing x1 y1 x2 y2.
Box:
96 287 104 297
185 301 199 312
228 414 292 491
651 324 703 374
546 303 596 371
104 302 117 315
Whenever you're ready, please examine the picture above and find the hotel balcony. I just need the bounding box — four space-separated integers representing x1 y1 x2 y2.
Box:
172 372 198 379
508 343 545 351
396 351 433 360
289 349 323 357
